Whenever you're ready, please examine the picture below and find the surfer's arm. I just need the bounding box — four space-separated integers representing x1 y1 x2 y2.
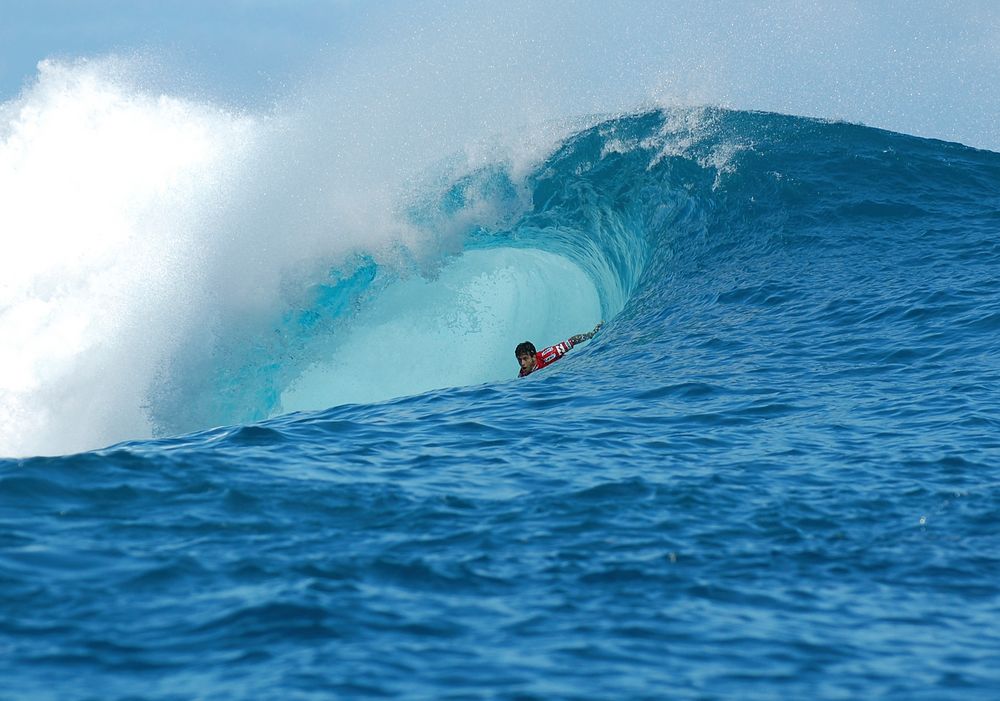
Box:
568 321 603 346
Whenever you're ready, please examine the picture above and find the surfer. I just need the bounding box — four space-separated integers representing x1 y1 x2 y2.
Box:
515 322 603 377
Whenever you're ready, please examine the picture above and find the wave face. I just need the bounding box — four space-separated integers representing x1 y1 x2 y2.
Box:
3 91 1000 698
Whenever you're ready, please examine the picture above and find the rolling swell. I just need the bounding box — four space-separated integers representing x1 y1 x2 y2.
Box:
211 108 1000 431
501 109 1000 389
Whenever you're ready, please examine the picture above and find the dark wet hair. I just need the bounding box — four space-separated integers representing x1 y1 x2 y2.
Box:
515 341 536 357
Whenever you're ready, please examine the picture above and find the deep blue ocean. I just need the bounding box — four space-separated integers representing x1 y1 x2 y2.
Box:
3 107 1000 699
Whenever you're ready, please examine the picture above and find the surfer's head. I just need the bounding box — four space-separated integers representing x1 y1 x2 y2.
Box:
515 341 537 374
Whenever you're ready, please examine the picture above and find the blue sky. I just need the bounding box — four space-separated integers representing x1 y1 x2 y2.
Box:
0 0 365 102
2 1 998 151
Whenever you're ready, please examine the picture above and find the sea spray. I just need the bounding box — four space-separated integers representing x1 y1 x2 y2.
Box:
0 58 256 456
0 58 600 456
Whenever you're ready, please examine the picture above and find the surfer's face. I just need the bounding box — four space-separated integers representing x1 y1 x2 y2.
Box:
517 353 536 374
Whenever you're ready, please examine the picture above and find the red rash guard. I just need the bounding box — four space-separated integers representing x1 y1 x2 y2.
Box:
519 339 574 377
